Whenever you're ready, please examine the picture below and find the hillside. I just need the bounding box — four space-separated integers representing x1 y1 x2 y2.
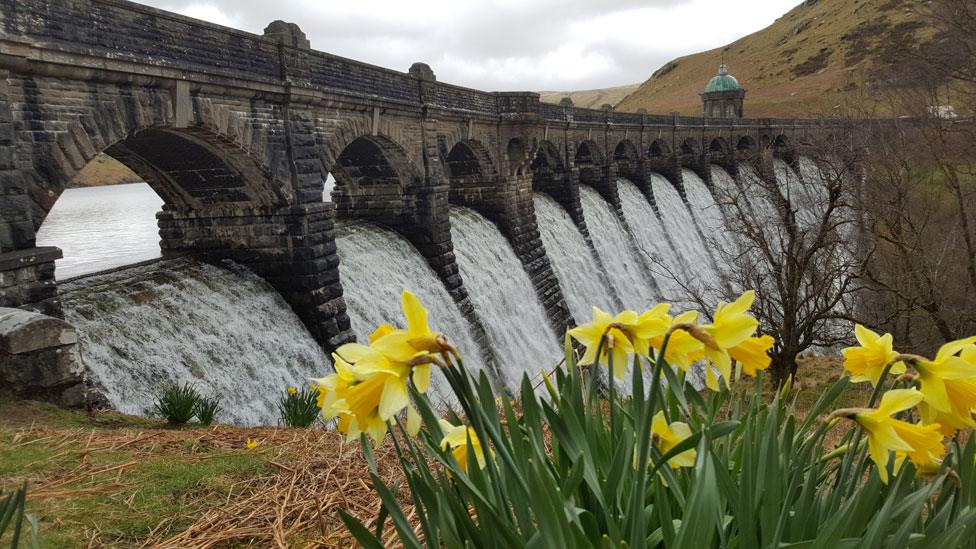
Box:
617 0 935 117
69 153 141 187
539 84 640 109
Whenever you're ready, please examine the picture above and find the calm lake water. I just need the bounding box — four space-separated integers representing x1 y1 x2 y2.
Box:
36 183 164 280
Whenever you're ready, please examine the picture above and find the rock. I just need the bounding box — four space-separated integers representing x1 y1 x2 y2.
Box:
0 307 87 407
0 307 77 354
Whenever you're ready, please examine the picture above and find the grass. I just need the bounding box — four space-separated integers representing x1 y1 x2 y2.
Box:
616 0 938 117
0 356 867 547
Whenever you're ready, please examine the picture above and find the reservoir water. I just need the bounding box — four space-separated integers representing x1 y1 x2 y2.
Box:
36 183 164 279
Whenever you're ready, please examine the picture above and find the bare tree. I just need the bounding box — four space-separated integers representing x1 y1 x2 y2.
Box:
846 0 976 354
701 143 867 385
854 115 976 354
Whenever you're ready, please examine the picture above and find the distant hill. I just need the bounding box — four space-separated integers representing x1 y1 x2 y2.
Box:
616 0 936 117
539 84 640 110
69 153 141 188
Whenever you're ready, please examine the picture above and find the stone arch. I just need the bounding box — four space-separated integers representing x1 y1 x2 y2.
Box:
575 140 607 168
7 89 348 347
531 140 565 172
648 139 671 158
445 139 497 179
773 134 790 151
736 135 757 152
529 140 584 227
24 119 292 236
329 134 424 226
612 139 638 162
680 138 699 156
612 139 639 182
708 137 730 154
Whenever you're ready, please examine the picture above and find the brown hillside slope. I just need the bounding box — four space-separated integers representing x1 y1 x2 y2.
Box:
617 0 934 117
539 84 640 109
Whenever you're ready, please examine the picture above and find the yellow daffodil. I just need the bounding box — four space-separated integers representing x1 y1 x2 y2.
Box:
568 307 639 379
246 437 259 449
905 337 976 434
842 325 905 386
313 291 446 447
439 420 489 472
697 291 762 390
629 303 673 358
658 310 706 373
651 411 696 469
834 389 944 484
287 386 297 395
729 334 775 377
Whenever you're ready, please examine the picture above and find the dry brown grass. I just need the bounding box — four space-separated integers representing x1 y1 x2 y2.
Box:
2 417 413 548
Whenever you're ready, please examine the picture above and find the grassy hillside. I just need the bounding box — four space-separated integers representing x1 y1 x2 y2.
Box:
617 0 934 117
69 154 141 188
539 84 640 109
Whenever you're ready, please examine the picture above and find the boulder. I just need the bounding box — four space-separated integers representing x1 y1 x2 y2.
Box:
0 307 87 407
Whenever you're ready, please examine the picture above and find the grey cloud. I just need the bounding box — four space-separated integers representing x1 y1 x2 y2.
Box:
137 0 731 91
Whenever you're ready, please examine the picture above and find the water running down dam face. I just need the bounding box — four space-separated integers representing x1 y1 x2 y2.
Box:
335 221 486 402
533 193 621 321
649 172 725 304
578 185 659 311
61 258 328 426
616 178 688 305
449 206 561 389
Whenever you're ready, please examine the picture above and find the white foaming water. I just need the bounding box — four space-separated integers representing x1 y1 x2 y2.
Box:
335 221 486 401
578 185 659 310
737 164 779 221
649 173 723 301
37 183 164 279
61 258 328 426
449 206 560 390
684 170 737 258
532 193 621 321
709 166 753 264
615 179 688 303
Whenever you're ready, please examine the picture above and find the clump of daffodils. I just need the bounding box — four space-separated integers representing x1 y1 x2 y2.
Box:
834 328 976 483
331 289 976 547
314 290 457 446
568 290 775 390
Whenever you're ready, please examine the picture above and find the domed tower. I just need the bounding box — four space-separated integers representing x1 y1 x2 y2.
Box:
702 64 745 119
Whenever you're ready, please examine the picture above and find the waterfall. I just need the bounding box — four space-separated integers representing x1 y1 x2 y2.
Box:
615 179 689 304
532 193 621 321
649 173 723 303
449 206 560 389
335 221 486 401
684 170 738 260
61 257 328 426
578 185 659 310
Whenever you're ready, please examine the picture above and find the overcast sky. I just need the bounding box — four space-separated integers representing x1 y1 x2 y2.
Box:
139 0 800 91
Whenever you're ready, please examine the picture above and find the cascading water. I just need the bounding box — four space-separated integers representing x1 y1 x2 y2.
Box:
532 193 621 321
335 221 487 402
61 257 328 425
649 173 724 302
615 179 689 303
684 169 738 264
708 166 752 255
449 206 560 389
578 185 659 310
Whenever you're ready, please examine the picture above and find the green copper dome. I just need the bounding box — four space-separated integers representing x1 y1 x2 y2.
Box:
704 64 741 93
